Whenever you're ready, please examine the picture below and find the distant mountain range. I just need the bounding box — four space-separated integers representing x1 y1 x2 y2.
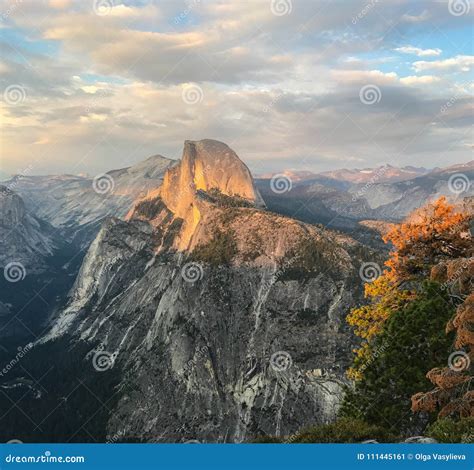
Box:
258 164 431 185
319 164 431 184
256 160 474 226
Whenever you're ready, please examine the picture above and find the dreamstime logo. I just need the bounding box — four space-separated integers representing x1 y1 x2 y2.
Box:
359 84 381 105
448 0 470 16
4 262 26 282
440 93 460 114
359 262 382 283
263 92 283 113
3 84 26 105
352 164 389 201
93 0 113 16
181 262 204 283
92 173 115 195
262 254 300 292
174 0 201 25
270 174 292 194
182 84 203 105
351 0 379 24
448 350 470 372
359 341 388 374
184 439 201 444
1 0 23 21
6 165 33 192
440 259 471 292
182 345 208 374
6 439 23 444
270 351 293 372
462 432 474 443
0 342 33 378
448 173 471 195
92 349 117 372
106 430 125 444
270 0 292 16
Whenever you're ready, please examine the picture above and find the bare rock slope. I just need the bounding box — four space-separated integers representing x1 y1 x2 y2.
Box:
0 186 58 272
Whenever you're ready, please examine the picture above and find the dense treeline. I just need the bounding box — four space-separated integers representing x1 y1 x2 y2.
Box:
342 197 472 441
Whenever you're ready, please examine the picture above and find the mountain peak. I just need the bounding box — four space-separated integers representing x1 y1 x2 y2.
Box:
161 138 264 214
180 139 263 203
127 139 264 249
0 185 25 226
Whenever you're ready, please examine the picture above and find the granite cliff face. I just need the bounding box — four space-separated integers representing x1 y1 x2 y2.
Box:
0 186 58 271
32 140 375 442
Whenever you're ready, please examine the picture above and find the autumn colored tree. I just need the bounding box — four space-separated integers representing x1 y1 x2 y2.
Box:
347 197 472 380
343 197 473 437
383 196 471 281
347 274 413 380
409 199 473 426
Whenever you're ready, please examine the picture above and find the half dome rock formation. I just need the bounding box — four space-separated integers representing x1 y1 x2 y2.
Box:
165 139 264 205
127 139 265 250
27 139 378 443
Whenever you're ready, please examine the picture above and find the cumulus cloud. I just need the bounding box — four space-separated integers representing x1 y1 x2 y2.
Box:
400 75 441 85
395 46 442 57
413 55 474 72
400 11 430 23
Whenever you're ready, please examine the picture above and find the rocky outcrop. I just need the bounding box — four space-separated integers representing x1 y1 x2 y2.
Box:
161 140 264 207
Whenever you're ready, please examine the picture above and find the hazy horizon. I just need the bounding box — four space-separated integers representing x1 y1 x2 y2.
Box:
1 140 473 181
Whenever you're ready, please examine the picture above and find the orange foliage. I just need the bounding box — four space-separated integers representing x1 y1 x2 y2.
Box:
348 197 472 382
383 197 471 281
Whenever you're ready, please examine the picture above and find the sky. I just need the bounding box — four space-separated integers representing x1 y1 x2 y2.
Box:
0 0 472 177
